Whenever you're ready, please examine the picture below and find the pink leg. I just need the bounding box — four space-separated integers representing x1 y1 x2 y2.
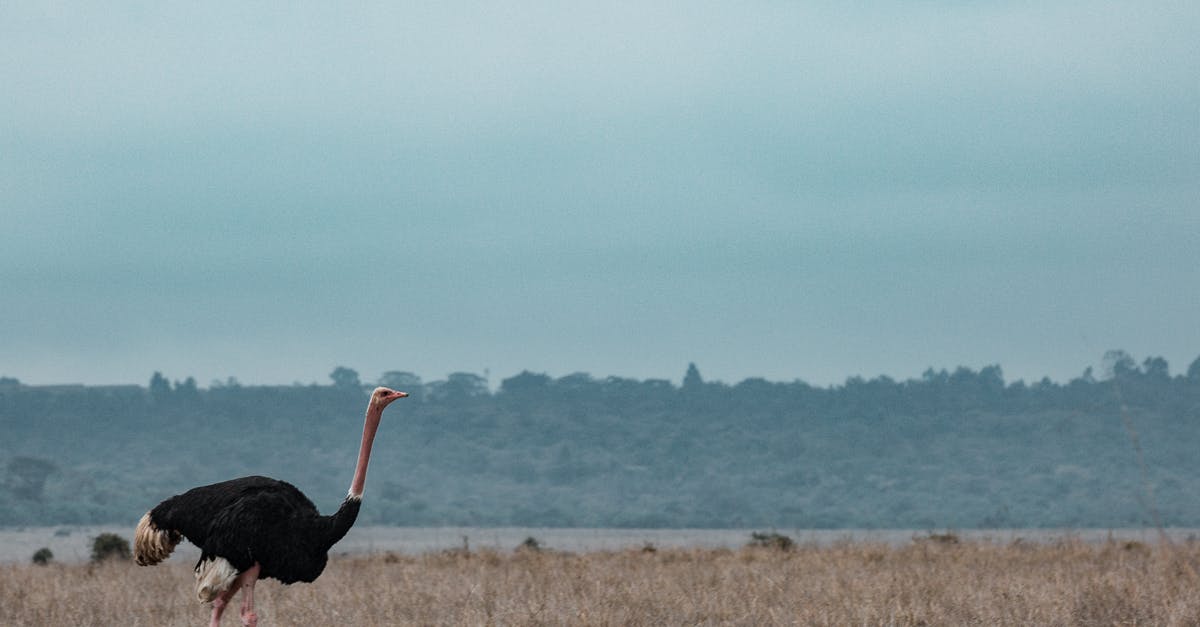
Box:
237 563 262 627
209 580 241 627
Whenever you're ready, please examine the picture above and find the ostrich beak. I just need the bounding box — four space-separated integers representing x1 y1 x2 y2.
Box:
395 391 409 398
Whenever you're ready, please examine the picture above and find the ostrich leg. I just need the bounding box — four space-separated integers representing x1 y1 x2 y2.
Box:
238 563 262 627
209 580 241 627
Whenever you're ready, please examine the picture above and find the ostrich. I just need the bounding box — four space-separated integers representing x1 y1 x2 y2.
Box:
133 386 408 627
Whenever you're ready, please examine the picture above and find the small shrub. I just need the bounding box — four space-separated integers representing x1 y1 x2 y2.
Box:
518 536 542 552
91 533 131 562
32 547 53 565
917 532 960 545
748 531 794 551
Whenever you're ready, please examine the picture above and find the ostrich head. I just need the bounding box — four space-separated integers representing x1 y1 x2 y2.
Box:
371 387 409 409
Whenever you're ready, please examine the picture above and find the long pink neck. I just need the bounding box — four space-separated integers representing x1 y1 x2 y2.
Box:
348 402 383 499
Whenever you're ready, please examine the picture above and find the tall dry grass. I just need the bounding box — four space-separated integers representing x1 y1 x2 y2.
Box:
3 538 1200 626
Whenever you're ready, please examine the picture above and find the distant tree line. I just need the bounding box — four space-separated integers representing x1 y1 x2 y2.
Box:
2 350 1199 529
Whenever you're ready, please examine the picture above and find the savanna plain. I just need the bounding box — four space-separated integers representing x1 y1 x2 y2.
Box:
4 537 1200 626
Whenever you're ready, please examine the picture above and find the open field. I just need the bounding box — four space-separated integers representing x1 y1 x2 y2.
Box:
5 525 1198 563
4 537 1200 626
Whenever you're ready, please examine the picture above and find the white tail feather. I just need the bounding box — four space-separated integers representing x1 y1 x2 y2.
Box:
195 557 239 603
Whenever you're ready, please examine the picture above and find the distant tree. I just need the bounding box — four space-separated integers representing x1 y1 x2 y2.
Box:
379 371 421 389
1102 350 1138 379
950 366 977 385
173 376 199 400
6 456 57 500
922 368 950 384
443 372 489 398
1188 355 1200 381
500 371 552 394
978 365 1005 392
330 366 362 390
149 371 171 401
682 363 704 390
0 376 19 389
1142 357 1170 380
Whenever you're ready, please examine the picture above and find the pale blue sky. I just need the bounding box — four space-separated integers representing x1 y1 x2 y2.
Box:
2 2 1198 387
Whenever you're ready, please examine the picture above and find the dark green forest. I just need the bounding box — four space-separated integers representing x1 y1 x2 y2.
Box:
3 350 1199 529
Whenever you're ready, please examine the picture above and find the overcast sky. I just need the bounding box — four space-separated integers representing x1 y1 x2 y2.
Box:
2 2 1198 388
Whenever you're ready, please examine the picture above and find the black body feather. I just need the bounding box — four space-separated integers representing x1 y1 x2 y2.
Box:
148 475 360 584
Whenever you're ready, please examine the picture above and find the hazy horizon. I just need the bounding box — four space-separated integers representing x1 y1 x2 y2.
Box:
3 3 1197 389
2 348 1193 390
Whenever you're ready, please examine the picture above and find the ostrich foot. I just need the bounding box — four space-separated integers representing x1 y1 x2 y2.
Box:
240 610 258 627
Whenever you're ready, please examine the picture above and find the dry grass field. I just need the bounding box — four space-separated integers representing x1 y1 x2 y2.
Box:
4 537 1200 626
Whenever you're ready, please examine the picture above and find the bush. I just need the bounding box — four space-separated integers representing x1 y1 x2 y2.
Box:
32 547 53 565
518 536 542 552
91 533 131 562
916 531 960 545
748 531 795 551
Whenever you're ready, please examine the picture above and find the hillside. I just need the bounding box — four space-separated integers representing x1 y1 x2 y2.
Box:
2 351 1199 528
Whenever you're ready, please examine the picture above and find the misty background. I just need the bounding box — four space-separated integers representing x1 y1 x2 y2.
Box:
2 3 1197 389
2 4 1199 531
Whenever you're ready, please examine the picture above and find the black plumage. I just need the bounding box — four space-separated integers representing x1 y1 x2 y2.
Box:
147 475 360 584
134 386 408 625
